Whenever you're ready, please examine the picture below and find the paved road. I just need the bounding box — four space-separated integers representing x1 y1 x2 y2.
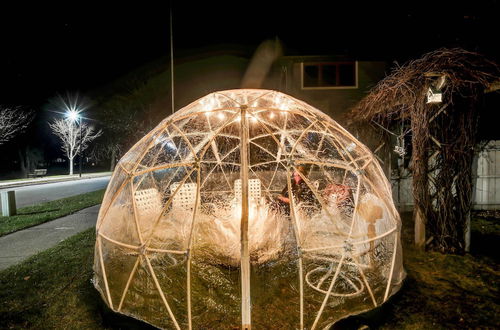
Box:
1 176 110 208
0 205 100 271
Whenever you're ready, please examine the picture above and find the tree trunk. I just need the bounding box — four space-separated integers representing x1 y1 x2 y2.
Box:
18 148 28 178
69 158 74 175
26 149 31 174
427 95 479 253
411 91 430 249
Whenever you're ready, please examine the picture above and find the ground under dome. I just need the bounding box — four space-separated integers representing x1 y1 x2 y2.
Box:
93 89 405 329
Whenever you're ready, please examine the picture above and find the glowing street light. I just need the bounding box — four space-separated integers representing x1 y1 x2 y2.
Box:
66 110 79 122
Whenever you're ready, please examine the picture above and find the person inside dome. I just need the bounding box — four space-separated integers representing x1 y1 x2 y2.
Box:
323 180 353 209
271 165 317 216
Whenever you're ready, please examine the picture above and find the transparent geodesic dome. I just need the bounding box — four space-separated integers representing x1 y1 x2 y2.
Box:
93 89 405 329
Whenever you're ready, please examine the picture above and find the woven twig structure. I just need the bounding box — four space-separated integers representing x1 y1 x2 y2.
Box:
348 48 500 253
93 89 405 329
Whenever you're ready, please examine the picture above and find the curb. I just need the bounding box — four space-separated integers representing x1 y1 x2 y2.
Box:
0 173 111 190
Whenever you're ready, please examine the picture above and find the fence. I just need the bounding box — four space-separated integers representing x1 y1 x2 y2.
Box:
391 140 500 211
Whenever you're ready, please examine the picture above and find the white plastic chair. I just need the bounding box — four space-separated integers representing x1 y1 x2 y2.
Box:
170 182 198 211
234 178 261 203
134 188 162 217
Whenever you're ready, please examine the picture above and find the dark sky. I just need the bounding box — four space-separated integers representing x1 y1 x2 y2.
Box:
1 1 499 107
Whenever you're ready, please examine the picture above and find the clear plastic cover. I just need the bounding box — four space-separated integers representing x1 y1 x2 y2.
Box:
93 89 405 329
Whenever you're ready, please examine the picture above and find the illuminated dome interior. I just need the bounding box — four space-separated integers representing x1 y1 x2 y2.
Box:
93 89 405 329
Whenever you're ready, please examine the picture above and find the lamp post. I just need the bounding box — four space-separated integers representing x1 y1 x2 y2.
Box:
79 116 82 177
66 110 82 177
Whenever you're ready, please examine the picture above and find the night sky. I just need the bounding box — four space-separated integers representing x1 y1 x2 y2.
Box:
1 1 499 107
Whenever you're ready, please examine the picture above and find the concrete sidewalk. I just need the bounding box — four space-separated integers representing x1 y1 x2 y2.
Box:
0 204 100 271
0 172 112 189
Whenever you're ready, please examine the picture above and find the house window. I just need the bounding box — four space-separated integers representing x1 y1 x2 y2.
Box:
302 62 357 89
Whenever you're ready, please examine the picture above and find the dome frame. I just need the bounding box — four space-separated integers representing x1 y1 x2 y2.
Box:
93 89 405 329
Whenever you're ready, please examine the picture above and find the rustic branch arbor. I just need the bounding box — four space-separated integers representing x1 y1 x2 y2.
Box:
93 89 405 329
348 48 500 253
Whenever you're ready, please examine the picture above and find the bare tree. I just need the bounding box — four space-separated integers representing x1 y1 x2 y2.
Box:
0 107 33 145
90 140 122 171
49 118 102 175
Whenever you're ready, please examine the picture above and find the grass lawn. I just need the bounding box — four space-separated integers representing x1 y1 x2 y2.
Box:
0 189 105 237
0 212 498 329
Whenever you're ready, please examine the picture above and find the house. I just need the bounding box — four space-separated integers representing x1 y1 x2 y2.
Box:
264 55 388 123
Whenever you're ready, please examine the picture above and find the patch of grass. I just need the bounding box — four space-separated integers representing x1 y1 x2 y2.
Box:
0 229 151 330
0 189 105 237
0 229 103 329
471 213 500 236
373 213 500 329
376 247 499 329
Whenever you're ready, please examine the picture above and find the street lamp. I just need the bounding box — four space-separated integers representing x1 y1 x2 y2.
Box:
66 110 83 177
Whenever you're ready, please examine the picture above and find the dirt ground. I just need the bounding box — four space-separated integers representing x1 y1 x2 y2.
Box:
334 211 499 329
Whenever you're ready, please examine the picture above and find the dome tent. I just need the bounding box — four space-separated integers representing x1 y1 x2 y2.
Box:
93 89 405 329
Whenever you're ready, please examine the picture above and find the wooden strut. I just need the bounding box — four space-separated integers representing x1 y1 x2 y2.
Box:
383 232 399 302
130 177 144 245
199 144 240 189
144 254 181 330
311 172 362 330
352 255 378 307
286 166 306 330
202 95 228 195
301 227 397 253
97 236 114 310
240 105 252 329
99 232 186 254
246 110 288 189
248 110 287 193
186 166 201 330
117 256 141 312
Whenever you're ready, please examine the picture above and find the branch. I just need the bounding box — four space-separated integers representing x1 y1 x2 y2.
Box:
0 107 33 145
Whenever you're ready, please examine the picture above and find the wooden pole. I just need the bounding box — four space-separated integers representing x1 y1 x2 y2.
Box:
170 5 175 114
411 90 430 249
285 167 305 329
186 166 201 330
240 105 251 329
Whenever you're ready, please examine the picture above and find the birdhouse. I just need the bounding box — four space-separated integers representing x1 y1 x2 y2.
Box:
426 86 443 104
